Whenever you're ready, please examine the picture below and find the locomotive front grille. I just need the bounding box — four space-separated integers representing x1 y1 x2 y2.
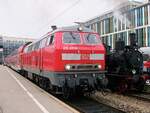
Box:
77 65 93 69
65 64 100 71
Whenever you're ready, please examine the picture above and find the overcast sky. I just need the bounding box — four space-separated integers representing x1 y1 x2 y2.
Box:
0 0 144 39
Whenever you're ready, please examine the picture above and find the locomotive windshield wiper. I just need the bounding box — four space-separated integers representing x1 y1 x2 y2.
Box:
86 33 91 41
70 32 76 40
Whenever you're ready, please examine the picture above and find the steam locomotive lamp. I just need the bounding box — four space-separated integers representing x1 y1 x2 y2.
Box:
105 32 144 92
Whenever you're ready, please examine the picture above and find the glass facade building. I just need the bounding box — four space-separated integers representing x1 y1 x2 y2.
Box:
84 1 150 49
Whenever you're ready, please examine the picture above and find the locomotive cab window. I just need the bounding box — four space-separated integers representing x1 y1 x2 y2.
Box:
63 32 81 44
34 41 40 50
40 38 47 48
84 34 101 44
46 35 54 46
50 35 54 44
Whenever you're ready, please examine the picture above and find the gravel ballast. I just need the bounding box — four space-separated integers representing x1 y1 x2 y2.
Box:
92 92 150 113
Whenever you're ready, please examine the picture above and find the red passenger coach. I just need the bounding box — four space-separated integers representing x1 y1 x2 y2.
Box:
140 47 150 86
4 42 32 72
6 26 107 97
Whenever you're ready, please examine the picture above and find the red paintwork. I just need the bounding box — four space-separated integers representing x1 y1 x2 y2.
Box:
5 48 20 70
143 61 150 80
23 31 105 72
6 31 105 74
5 42 31 70
144 61 150 68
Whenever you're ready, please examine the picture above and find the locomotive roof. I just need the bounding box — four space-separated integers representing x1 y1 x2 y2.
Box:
50 25 96 34
26 26 97 48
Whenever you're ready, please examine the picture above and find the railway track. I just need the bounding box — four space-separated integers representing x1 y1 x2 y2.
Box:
61 96 125 113
10 68 124 113
127 92 150 102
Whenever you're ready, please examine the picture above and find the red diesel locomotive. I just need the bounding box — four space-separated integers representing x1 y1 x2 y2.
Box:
5 26 107 97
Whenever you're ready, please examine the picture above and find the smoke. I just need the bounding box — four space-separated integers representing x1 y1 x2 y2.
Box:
112 0 131 29
113 8 131 29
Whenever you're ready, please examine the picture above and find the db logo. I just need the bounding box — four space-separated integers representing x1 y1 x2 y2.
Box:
81 54 90 60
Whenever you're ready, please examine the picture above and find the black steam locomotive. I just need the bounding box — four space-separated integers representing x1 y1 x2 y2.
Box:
105 33 144 92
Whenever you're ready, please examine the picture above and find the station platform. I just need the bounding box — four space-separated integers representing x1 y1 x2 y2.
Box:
0 65 79 113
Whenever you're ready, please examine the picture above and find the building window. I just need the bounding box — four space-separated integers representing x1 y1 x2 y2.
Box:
97 22 100 35
105 18 110 34
144 6 148 25
122 14 125 30
137 7 143 26
102 20 104 35
118 20 121 31
120 32 127 45
113 34 117 49
131 10 135 28
126 12 131 29
113 18 117 32
148 27 150 47
108 35 112 48
110 17 114 33
136 28 146 47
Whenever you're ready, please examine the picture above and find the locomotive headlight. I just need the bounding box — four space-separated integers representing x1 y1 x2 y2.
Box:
132 69 136 74
65 65 71 70
146 80 150 85
78 27 83 31
98 65 102 69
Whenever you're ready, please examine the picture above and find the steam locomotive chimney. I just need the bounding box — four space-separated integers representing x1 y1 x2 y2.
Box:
115 38 125 51
129 33 137 47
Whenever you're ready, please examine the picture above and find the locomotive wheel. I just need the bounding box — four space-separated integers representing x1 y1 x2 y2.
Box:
118 81 128 93
35 76 39 85
39 77 43 88
43 79 49 91
62 85 72 99
136 78 145 92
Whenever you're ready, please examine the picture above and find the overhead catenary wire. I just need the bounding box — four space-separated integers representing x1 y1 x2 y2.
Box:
34 0 82 36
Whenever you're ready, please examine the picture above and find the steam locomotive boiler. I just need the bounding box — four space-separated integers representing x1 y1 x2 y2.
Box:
105 33 144 92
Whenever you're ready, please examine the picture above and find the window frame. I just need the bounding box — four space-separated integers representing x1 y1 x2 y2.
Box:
46 34 55 46
83 33 102 45
62 32 81 44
